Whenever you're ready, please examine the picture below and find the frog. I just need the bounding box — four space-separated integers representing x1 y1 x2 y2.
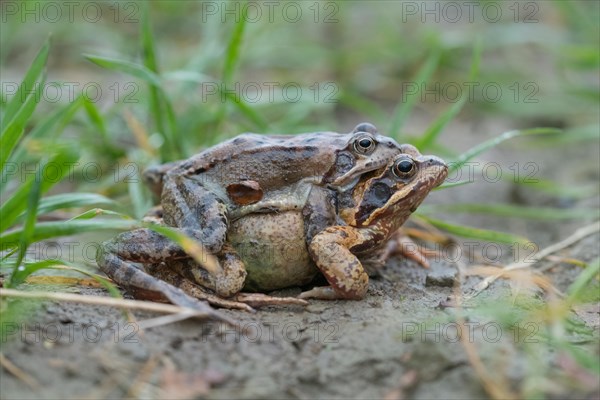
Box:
223 148 448 300
96 123 408 309
100 145 447 310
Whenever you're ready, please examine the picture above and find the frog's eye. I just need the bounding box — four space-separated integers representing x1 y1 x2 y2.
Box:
353 135 376 154
392 158 417 179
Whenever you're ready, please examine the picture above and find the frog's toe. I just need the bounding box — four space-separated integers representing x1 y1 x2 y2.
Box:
299 286 340 300
233 293 309 308
379 232 433 269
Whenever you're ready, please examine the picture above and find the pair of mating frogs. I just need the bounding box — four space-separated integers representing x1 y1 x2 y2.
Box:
96 123 448 313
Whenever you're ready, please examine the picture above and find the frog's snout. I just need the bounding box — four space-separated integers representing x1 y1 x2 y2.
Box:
421 156 448 186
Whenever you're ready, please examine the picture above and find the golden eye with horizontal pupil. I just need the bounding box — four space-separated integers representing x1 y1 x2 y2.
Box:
392 158 417 178
353 135 376 154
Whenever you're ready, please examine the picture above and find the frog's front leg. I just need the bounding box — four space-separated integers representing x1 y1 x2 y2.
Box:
300 226 375 300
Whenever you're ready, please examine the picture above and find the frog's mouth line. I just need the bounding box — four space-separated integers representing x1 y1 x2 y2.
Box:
331 161 390 190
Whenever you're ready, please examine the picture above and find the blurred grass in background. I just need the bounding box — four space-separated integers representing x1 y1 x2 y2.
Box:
0 2 599 397
1 0 597 241
1 1 598 268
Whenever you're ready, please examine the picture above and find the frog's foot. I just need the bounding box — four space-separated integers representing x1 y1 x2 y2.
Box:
147 264 307 310
232 293 309 308
95 229 245 324
96 240 232 324
377 230 433 269
146 263 255 312
165 244 247 299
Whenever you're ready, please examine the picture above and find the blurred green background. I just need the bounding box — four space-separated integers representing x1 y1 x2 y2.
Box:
1 0 598 255
1 3 599 398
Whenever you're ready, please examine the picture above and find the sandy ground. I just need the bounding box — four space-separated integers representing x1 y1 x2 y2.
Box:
1 118 599 399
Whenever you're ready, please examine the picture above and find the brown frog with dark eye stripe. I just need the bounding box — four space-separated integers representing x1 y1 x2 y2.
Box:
96 123 408 309
225 147 448 302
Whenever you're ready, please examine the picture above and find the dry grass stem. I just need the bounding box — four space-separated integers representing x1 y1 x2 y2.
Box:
0 353 41 391
468 221 599 298
0 288 229 325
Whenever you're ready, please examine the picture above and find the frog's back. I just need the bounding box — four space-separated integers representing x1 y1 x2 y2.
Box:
143 131 350 196
188 131 347 164
177 131 348 186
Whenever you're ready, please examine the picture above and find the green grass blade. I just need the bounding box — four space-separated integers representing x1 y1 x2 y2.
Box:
1 38 49 131
0 147 79 232
388 49 441 138
70 208 132 220
7 259 66 288
567 258 600 303
82 97 107 136
0 73 47 174
415 215 529 244
418 203 597 220
222 12 247 84
0 219 139 247
146 223 220 275
416 40 482 150
128 174 152 220
222 91 269 131
215 13 250 130
10 167 43 283
7 260 120 296
82 98 123 158
85 52 180 159
3 95 83 175
84 54 162 86
449 128 563 174
434 180 473 190
31 193 119 217
139 4 180 160
140 4 159 73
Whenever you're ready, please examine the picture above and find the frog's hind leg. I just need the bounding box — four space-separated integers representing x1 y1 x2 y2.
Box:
146 261 256 312
153 245 308 309
97 230 247 301
158 243 247 298
96 232 228 321
146 261 308 311
160 173 230 253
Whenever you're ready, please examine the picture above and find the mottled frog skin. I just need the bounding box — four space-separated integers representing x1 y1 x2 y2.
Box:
228 147 448 300
96 123 411 308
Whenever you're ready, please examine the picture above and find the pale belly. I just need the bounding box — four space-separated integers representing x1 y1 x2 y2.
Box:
227 211 319 291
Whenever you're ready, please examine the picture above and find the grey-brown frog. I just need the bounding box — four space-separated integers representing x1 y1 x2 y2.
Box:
140 145 447 308
96 123 406 308
227 147 448 301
